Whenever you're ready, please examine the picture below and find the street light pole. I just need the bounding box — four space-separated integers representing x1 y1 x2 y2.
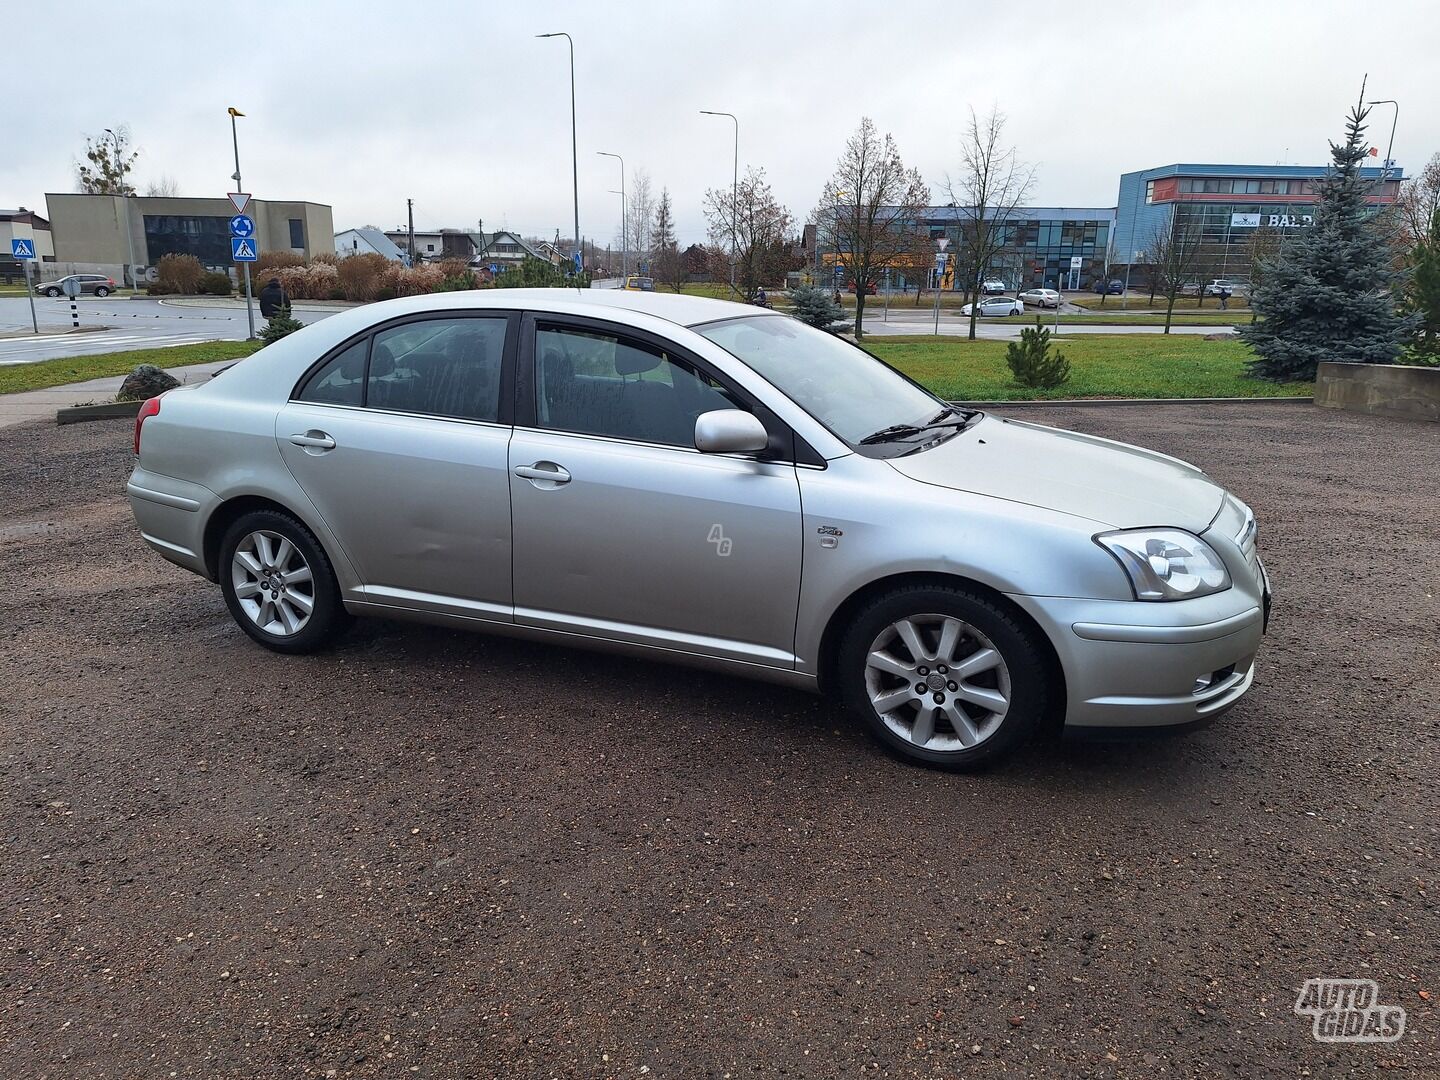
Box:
700 110 738 295
226 107 256 339
537 33 579 269
104 128 138 293
1365 98 1400 187
598 152 626 278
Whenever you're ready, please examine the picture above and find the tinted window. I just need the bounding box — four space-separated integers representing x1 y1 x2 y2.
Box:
535 325 742 447
288 218 304 248
299 339 367 406
367 317 506 421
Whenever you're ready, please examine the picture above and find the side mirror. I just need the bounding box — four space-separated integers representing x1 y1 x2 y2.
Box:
694 409 769 455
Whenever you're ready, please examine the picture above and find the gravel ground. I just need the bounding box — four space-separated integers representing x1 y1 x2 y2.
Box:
1 404 1436 1079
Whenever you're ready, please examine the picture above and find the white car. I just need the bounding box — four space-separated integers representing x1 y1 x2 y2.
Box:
1018 288 1060 309
980 280 1008 295
962 296 1024 317
1203 279 1248 297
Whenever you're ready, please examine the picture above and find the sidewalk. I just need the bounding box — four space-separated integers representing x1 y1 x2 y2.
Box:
0 359 232 431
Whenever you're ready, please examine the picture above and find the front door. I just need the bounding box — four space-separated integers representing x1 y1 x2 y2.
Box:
276 312 516 620
508 317 804 667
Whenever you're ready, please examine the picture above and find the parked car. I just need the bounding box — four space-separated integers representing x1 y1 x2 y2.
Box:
980 280 1008 295
1018 288 1061 309
127 290 1269 770
962 296 1024 317
846 281 878 295
1093 279 1125 295
1203 279 1248 297
36 273 115 297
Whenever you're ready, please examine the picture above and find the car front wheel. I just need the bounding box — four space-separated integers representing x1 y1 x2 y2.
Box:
219 509 349 654
45 287 60 297
837 585 1050 770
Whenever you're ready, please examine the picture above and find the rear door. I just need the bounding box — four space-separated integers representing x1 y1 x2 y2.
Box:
275 311 518 620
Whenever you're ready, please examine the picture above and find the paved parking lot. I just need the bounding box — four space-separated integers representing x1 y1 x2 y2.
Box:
1 403 1435 1078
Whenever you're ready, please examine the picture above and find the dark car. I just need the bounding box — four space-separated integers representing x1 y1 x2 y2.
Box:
36 274 116 298
1093 279 1124 295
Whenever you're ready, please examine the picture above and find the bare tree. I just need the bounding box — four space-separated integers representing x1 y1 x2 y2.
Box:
75 126 138 195
703 167 792 299
1243 224 1284 292
1148 218 1206 334
627 168 655 271
144 174 180 197
816 118 930 339
1395 151 1440 250
945 107 1036 339
649 188 684 293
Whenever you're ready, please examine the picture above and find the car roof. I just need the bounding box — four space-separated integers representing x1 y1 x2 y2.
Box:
318 287 755 329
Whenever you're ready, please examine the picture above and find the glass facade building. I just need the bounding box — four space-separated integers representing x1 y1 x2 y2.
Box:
1114 163 1403 284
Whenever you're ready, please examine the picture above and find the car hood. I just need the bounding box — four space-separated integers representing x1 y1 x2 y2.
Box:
887 415 1225 531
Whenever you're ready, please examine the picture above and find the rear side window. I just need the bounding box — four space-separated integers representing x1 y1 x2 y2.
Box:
298 339 367 406
367 317 506 421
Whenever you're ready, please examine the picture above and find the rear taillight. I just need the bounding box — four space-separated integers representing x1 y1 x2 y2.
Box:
133 395 163 455
107 277 116 285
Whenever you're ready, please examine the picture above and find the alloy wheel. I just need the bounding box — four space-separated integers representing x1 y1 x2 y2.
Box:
230 529 315 637
863 613 1012 752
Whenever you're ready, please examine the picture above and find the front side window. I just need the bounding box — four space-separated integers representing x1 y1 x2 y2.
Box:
698 316 943 448
368 317 506 421
535 325 743 447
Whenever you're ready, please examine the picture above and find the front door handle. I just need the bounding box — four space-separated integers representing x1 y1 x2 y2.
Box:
513 461 571 487
289 431 336 450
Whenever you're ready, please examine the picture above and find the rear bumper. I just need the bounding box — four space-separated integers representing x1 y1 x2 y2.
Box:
1009 589 1266 730
127 467 219 579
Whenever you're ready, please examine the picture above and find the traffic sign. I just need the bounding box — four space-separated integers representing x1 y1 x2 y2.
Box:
10 238 36 259
572 251 582 272
231 237 258 262
1069 255 1083 269
228 192 251 214
230 214 255 238
934 252 949 272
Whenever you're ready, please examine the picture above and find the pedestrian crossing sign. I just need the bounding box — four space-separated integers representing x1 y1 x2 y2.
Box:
11 238 36 259
231 237 257 262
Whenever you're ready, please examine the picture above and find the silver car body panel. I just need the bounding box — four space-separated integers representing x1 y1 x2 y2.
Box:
128 289 1268 729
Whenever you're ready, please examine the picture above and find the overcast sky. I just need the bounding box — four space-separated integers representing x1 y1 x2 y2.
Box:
4 1 1436 247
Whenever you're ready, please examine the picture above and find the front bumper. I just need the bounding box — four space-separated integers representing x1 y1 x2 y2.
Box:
1008 584 1267 730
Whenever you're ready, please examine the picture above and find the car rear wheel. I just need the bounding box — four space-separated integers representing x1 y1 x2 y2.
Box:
837 585 1050 770
219 510 349 654
94 286 109 297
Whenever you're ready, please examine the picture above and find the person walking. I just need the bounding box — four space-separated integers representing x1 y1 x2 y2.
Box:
1218 286 1231 311
258 277 290 321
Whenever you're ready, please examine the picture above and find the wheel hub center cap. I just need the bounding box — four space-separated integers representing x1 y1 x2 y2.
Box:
926 673 946 691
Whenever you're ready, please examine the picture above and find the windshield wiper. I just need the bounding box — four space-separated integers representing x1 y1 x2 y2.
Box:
859 408 979 445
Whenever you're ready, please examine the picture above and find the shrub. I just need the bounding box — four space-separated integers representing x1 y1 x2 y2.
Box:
252 249 305 282
1005 320 1071 389
260 311 304 345
336 252 392 302
382 263 445 297
438 271 477 292
789 283 849 333
196 271 232 296
145 282 176 296
155 253 204 294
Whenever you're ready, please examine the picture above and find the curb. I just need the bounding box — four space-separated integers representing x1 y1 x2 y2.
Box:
55 400 143 425
953 396 1314 408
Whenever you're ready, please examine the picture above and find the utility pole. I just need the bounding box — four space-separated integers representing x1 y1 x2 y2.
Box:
227 107 256 339
407 198 415 265
537 32 579 268
700 111 739 294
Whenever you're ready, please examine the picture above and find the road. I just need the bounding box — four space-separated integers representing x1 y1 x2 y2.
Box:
0 296 336 364
859 307 1234 337
0 403 1434 1077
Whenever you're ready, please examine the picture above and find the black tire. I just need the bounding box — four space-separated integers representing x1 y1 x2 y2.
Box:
836 585 1051 771
94 286 109 297
45 287 60 297
218 509 349 654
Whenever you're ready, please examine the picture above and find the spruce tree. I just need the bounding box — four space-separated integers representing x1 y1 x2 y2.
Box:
789 283 850 333
1405 209 1440 364
1241 104 1415 380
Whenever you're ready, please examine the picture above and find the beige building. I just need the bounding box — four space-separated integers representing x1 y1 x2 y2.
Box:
45 193 334 286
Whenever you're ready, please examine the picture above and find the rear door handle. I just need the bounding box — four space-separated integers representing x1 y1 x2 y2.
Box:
289 431 336 450
513 461 571 486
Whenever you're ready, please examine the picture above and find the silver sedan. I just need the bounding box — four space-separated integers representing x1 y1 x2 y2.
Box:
128 290 1270 769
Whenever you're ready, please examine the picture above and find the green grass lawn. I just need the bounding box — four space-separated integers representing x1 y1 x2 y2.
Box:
0 340 263 395
863 335 1310 401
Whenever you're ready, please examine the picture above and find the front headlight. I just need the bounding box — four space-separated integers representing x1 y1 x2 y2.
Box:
1095 528 1231 601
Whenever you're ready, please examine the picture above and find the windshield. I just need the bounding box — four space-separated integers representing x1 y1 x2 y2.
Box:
697 315 946 447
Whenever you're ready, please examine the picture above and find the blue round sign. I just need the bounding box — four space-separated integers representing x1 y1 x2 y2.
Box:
229 214 255 238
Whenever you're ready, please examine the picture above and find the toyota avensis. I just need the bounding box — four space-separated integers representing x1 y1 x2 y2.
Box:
127 290 1270 769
